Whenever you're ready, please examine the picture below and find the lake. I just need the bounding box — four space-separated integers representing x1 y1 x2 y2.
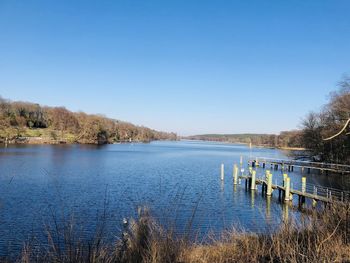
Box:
0 140 349 255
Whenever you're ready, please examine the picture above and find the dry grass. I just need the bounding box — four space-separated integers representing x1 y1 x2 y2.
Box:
8 203 350 263
183 204 350 263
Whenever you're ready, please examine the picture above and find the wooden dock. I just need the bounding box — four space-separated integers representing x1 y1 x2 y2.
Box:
239 175 332 206
222 162 350 208
250 157 350 175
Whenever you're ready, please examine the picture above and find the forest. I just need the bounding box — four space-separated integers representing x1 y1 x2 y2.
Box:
0 97 177 144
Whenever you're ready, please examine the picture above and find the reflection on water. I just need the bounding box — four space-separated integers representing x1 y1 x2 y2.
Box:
0 140 348 254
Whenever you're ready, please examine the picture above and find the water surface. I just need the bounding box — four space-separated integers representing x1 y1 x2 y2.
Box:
0 140 348 254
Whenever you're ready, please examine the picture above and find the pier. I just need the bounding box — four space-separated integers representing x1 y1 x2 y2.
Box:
221 159 350 208
250 157 350 175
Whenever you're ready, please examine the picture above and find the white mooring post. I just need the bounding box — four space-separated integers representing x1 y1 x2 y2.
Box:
221 163 224 181
265 170 270 181
285 177 291 202
233 164 238 185
301 177 306 193
267 172 273 196
240 156 243 167
251 170 256 190
283 173 288 187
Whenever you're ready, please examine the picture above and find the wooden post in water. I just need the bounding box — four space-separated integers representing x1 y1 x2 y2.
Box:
251 170 256 190
221 164 224 181
240 156 243 167
301 177 306 205
267 172 273 196
284 177 291 202
283 173 288 187
233 164 238 185
265 170 270 181
301 177 306 193
312 186 317 207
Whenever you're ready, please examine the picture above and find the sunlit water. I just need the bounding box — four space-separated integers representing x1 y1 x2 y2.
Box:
0 140 349 255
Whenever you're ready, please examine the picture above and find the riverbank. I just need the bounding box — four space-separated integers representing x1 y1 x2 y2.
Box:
0 127 177 145
184 138 306 151
6 203 350 263
0 98 178 146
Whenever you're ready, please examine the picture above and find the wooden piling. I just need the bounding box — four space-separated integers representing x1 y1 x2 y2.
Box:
265 170 270 181
233 164 238 185
221 164 224 180
301 177 306 205
283 173 288 187
312 186 317 207
284 177 291 202
267 172 273 196
301 177 306 193
251 170 256 190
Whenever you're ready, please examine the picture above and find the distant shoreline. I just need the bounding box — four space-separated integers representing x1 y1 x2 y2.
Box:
183 138 306 151
1 136 172 146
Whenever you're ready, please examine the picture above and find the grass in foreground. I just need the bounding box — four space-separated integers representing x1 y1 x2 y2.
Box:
6 204 350 263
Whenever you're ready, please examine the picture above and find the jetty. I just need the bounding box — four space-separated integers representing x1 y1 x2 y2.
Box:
220 160 350 208
249 157 350 175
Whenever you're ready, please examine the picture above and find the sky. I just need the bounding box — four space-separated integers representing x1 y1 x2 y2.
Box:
0 1 349 136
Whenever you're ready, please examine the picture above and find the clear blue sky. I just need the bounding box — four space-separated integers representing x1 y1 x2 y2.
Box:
0 1 349 136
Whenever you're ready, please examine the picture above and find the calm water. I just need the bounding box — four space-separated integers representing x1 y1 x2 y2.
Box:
0 140 349 254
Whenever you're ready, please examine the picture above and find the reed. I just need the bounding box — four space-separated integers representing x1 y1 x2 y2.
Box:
12 203 350 263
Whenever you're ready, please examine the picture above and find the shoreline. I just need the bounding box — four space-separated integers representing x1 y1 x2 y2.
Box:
183 138 306 151
1 136 174 146
1 137 306 151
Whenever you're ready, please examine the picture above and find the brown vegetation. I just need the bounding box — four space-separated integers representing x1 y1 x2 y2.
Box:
11 203 350 263
0 98 177 144
301 76 350 164
187 131 303 149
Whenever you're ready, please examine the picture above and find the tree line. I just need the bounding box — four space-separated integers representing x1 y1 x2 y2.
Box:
186 131 302 149
0 98 177 144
